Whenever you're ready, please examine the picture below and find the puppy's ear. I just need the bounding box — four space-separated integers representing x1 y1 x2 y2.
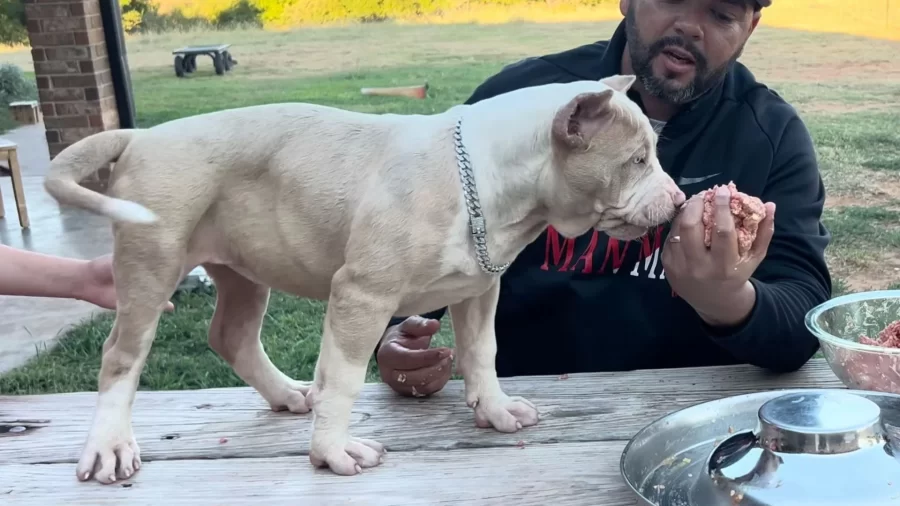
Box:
600 74 636 93
552 90 615 150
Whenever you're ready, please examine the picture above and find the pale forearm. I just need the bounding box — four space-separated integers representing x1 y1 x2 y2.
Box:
0 244 88 300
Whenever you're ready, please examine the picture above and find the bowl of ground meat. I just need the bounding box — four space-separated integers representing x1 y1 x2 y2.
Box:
806 290 900 393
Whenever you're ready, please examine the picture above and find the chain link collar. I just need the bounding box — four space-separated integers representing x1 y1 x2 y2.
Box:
453 117 510 275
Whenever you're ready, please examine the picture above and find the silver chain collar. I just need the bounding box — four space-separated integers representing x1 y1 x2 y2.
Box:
453 117 510 275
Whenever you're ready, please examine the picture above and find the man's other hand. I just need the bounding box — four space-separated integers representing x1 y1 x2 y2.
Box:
377 316 453 397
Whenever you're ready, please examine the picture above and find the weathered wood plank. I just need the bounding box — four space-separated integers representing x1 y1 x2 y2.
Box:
0 360 843 465
1 441 632 506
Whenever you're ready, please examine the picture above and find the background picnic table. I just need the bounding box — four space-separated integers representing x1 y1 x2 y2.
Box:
0 359 845 505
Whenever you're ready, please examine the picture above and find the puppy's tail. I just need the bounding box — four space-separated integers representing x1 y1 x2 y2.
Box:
43 129 157 224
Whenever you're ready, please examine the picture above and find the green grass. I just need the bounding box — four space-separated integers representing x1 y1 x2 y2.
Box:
824 206 900 248
131 60 504 126
1 22 900 394
0 288 323 394
806 110 900 187
0 286 456 394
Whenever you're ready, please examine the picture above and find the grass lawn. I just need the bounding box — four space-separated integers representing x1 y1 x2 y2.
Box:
1 21 900 394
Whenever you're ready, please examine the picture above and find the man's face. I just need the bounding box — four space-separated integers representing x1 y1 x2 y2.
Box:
622 0 761 104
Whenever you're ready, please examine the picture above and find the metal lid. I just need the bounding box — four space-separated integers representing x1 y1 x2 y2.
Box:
694 391 900 505
757 391 883 453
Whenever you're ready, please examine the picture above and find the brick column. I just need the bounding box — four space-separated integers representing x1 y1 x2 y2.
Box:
24 0 120 186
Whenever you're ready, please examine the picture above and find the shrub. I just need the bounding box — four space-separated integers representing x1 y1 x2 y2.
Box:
0 63 36 108
127 0 621 31
274 0 455 25
215 0 263 27
124 0 264 33
1 0 622 39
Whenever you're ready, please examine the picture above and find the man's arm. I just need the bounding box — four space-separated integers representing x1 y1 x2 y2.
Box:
703 113 832 372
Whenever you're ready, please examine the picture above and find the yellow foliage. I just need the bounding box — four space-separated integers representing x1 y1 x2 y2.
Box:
154 0 243 20
763 0 899 41
148 0 899 41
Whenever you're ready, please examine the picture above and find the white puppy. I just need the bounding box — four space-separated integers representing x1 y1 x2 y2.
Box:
44 74 685 483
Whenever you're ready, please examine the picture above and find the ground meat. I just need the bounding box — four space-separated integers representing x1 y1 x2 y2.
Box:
859 320 900 348
700 182 766 258
825 320 900 394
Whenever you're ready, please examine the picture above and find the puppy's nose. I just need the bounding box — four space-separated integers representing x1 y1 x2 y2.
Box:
672 189 686 207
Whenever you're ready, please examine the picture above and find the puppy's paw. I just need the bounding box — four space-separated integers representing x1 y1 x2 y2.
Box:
470 394 539 433
76 427 142 484
309 436 386 475
269 379 312 414
304 382 320 411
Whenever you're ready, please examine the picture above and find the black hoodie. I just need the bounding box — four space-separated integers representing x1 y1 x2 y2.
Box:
387 20 832 376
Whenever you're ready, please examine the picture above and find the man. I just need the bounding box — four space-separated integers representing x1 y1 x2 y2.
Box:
376 0 832 396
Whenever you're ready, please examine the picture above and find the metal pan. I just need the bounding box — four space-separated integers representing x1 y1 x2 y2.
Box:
620 388 900 506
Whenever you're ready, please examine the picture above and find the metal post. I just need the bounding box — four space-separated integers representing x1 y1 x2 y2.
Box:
98 0 137 129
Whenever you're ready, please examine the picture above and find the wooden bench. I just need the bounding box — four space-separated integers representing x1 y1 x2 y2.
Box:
0 138 28 229
8 100 41 125
172 44 237 77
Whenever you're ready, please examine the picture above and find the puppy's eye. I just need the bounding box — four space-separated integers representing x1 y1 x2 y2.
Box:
633 156 645 165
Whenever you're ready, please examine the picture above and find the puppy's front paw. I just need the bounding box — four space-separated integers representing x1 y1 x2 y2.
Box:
76 426 141 484
309 436 386 475
268 379 312 414
469 394 539 432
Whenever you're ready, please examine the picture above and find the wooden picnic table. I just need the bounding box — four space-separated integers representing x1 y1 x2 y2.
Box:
0 358 844 505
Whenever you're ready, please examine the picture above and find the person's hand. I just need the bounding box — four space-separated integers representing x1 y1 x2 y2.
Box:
75 254 175 312
661 187 776 328
376 316 453 397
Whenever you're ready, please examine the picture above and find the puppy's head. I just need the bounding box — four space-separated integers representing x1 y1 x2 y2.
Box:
545 75 685 240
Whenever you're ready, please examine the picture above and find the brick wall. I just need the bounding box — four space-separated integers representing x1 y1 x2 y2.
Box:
23 0 120 173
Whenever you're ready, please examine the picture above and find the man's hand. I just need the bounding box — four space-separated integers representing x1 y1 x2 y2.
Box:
376 316 453 397
661 186 776 328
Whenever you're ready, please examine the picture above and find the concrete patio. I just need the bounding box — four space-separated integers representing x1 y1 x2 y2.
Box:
0 121 114 374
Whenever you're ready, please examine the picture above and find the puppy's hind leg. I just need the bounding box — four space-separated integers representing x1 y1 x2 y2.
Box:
76 239 185 484
306 265 397 475
450 280 539 432
204 264 311 413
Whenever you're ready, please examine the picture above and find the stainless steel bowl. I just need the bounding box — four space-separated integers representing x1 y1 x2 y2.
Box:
620 388 900 506
691 391 900 505
805 290 900 394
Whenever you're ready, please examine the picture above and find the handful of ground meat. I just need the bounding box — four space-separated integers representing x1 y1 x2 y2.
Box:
700 182 766 258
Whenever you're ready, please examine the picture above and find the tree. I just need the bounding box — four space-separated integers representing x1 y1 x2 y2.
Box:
0 0 27 46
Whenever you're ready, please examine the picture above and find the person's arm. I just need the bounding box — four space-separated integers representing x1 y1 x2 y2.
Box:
0 245 174 312
702 114 832 372
0 244 96 301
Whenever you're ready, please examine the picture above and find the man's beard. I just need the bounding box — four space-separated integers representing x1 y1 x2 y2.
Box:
624 7 742 104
